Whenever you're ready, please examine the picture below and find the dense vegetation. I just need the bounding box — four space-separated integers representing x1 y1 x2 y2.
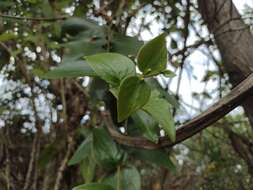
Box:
0 0 253 189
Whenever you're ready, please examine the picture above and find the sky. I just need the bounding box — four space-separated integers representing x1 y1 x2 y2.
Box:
233 0 253 11
167 0 253 118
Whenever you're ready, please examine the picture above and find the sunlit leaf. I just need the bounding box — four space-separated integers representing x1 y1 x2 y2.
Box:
85 53 136 87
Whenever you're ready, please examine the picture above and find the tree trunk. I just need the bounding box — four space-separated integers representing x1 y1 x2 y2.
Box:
197 0 253 177
197 0 253 126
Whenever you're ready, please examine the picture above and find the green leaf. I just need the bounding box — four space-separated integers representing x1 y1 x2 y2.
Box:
93 128 123 167
43 60 97 79
117 76 151 122
162 70 176 78
80 158 96 183
41 0 54 18
202 70 218 82
62 37 106 62
62 18 104 37
0 106 6 115
146 78 179 108
85 53 136 87
0 33 16 42
0 1 14 10
73 0 92 16
137 33 168 76
32 68 46 77
38 143 58 168
131 149 176 172
103 167 141 190
60 18 106 62
131 110 159 143
68 136 92 166
89 78 108 103
109 87 119 99
111 33 143 56
72 183 114 190
143 90 175 141
170 38 178 49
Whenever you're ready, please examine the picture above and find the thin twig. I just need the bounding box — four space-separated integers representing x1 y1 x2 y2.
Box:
32 133 41 190
53 137 74 190
22 132 38 190
4 126 11 190
123 3 146 34
41 164 53 190
0 13 68 22
60 79 68 124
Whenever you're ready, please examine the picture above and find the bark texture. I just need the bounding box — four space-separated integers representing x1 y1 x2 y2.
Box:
197 0 253 177
198 0 253 126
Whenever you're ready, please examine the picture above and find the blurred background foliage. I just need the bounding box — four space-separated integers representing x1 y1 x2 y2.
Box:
0 0 253 189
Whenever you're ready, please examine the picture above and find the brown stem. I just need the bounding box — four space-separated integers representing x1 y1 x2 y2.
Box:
102 73 253 149
22 132 39 190
53 137 74 190
4 126 11 190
